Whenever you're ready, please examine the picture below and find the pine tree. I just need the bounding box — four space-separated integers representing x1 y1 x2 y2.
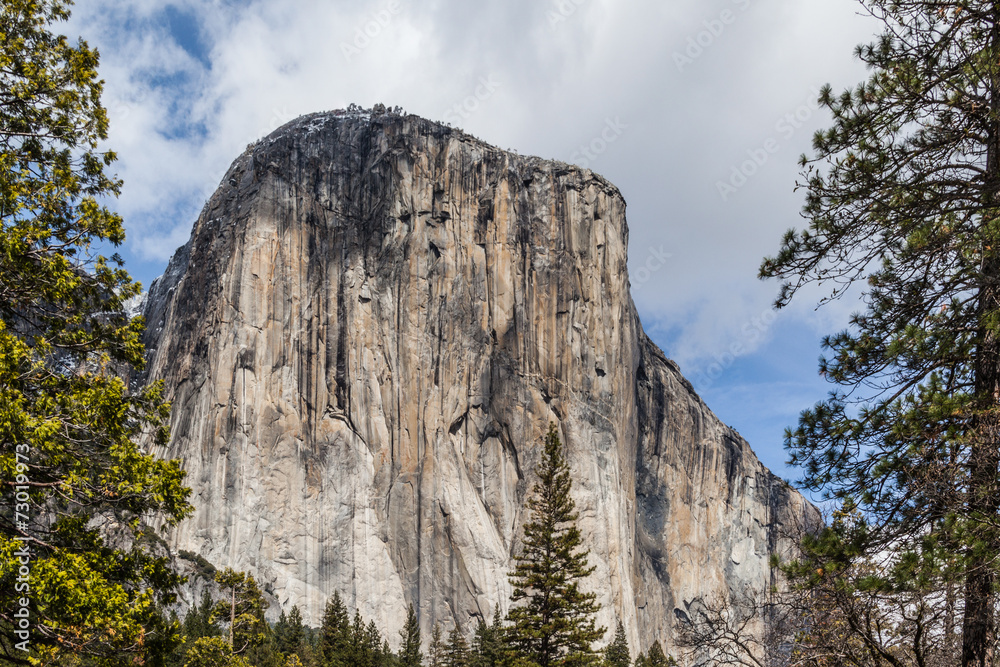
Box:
186 590 223 640
507 424 604 667
380 638 397 667
0 0 192 662
177 570 271 667
471 606 509 667
632 643 671 667
399 604 423 667
444 626 469 667
295 629 322 667
276 606 306 657
345 611 379 667
602 621 629 667
320 592 352 667
247 628 282 667
428 622 445 667
365 619 384 667
758 3 1000 665
212 569 268 656
167 591 223 667
183 636 251 667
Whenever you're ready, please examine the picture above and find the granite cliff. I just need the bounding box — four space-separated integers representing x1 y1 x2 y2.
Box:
140 108 815 652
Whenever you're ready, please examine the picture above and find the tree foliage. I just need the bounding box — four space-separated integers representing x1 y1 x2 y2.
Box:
445 626 469 667
275 606 306 659
507 424 604 667
471 606 510 667
429 623 445 667
316 593 397 667
213 569 269 657
0 0 192 663
760 2 1000 665
398 604 423 667
631 643 672 667
320 591 352 667
602 621 629 667
183 637 252 667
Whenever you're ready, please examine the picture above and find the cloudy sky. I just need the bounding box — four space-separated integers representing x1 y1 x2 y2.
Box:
67 0 880 487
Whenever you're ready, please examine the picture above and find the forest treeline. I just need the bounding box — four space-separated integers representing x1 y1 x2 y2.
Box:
161 584 675 667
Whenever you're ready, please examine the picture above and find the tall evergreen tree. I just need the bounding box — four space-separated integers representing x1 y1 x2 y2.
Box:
275 610 290 651
428 623 445 667
602 621 629 667
471 606 509 667
759 3 1000 665
276 606 306 657
320 592 352 667
350 611 368 667
365 619 385 667
166 590 222 667
212 569 268 656
632 643 671 667
0 0 192 662
186 590 223 641
507 424 604 667
380 638 397 667
399 604 423 667
444 626 469 667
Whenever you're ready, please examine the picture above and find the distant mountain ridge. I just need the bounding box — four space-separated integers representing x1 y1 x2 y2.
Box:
139 107 816 652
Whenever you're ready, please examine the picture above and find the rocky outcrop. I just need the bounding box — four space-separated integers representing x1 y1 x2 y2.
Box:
141 109 815 652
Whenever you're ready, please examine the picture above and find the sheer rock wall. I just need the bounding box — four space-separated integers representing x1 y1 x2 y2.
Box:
141 111 814 652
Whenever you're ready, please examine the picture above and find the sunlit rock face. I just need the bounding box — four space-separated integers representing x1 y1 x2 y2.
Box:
140 109 815 652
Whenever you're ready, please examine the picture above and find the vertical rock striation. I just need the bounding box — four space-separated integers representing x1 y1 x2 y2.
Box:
141 109 814 652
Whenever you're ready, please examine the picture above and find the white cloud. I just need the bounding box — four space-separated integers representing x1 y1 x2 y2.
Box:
62 0 882 472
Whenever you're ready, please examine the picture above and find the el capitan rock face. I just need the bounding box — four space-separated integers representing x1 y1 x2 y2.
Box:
141 109 814 651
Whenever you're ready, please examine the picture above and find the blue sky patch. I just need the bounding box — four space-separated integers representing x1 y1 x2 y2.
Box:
163 5 211 70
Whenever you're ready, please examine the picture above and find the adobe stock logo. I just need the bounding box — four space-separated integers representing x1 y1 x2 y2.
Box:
673 0 753 72
340 1 403 62
716 88 822 202
570 118 627 170
630 246 673 290
546 0 591 31
442 76 502 125
690 308 777 388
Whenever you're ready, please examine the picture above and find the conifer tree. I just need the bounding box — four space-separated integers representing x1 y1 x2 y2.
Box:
186 590 223 641
183 636 251 667
365 618 384 667
293 627 321 667
276 606 306 657
275 610 290 651
507 424 604 667
213 569 268 656
167 591 222 667
399 604 423 667
351 612 370 667
428 622 445 667
602 621 629 667
759 3 1000 665
632 643 672 667
380 638 397 667
320 592 352 667
445 626 469 667
471 606 509 667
